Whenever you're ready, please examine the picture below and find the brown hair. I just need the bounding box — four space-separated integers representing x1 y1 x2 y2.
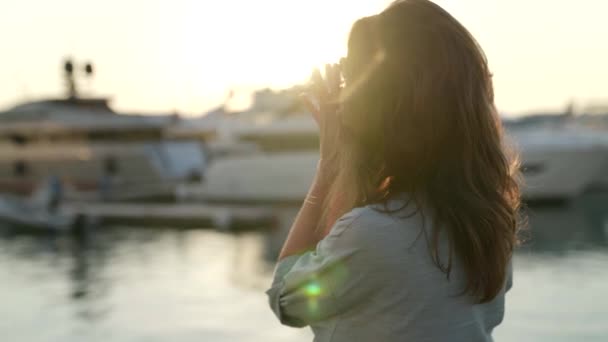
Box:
322 0 522 303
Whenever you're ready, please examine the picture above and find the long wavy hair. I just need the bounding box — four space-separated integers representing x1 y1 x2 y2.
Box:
321 0 522 303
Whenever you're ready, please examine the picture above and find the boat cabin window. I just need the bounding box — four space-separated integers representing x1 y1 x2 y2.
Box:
521 162 546 175
10 134 28 146
104 156 119 176
14 160 28 177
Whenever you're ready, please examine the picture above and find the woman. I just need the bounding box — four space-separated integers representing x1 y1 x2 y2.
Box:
266 0 521 341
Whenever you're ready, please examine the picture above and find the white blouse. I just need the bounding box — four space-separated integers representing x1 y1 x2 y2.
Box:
266 198 512 342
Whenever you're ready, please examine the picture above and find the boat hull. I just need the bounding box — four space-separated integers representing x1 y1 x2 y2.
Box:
0 141 206 201
519 145 608 200
181 146 608 203
177 152 318 204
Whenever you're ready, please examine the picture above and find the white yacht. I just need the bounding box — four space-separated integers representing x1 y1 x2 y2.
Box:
0 98 207 201
0 61 207 201
177 91 608 203
510 127 608 199
168 88 316 157
175 88 319 204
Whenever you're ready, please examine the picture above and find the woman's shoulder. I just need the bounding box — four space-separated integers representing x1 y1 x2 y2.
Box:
329 195 423 244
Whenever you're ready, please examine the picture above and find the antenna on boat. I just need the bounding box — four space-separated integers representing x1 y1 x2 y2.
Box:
85 62 94 76
64 58 77 99
222 89 235 113
63 58 95 99
84 61 94 95
565 99 576 117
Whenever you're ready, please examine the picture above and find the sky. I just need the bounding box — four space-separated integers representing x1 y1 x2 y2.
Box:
1 0 607 116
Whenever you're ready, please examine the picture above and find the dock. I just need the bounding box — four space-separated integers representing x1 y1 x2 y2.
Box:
62 202 279 231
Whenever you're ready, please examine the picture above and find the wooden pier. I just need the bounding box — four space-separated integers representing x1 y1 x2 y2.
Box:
62 202 278 231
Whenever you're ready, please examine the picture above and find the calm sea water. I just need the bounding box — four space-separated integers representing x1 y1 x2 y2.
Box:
1 194 607 342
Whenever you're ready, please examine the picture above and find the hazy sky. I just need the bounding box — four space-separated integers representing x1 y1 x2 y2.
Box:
1 0 607 116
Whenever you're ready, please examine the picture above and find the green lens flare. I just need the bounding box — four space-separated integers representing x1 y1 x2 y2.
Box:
305 282 322 297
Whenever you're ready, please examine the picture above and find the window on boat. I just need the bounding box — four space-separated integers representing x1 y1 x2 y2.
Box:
104 156 119 176
521 163 546 175
14 160 28 177
10 134 28 146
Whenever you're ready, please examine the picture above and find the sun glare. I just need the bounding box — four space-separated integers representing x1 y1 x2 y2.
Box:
177 0 388 106
5 0 604 114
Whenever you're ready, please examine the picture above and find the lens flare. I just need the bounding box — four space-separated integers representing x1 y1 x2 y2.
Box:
305 282 322 297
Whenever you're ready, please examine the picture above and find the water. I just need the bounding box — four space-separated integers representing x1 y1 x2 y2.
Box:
1 194 607 342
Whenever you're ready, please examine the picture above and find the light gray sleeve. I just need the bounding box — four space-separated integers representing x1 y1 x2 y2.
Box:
265 209 384 328
506 258 513 293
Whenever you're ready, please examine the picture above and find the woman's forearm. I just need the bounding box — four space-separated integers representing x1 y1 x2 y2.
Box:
278 62 342 261
277 169 330 260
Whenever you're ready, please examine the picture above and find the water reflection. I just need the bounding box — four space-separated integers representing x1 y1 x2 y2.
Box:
67 225 112 322
522 193 608 252
0 193 606 342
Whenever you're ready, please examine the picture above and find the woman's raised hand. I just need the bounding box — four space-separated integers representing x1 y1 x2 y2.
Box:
300 63 343 179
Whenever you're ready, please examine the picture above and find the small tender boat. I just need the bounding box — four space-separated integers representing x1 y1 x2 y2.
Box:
0 180 75 231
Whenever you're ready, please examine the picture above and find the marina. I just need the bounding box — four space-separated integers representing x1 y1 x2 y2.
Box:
0 30 607 342
1 0 607 340
1 60 607 210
